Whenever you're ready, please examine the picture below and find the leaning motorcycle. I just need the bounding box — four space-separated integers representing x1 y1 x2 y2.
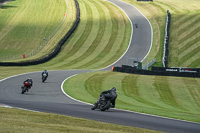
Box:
91 94 111 111
21 82 31 94
42 73 47 82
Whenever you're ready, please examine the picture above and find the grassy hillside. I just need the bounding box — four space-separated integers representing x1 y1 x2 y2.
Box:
0 0 74 61
64 71 200 123
0 0 131 69
122 0 200 68
0 0 131 76
39 0 131 69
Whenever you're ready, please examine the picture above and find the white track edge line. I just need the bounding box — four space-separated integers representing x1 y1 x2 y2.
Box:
61 74 92 105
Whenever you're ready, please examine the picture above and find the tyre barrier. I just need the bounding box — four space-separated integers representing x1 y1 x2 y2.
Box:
113 66 200 78
0 0 80 66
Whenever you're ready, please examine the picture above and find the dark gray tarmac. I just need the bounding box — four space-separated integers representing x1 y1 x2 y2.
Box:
1 0 200 133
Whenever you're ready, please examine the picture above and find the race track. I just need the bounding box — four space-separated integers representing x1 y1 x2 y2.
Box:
1 0 200 133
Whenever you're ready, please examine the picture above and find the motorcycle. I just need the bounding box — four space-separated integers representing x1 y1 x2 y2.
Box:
91 94 111 111
21 82 31 94
42 73 47 82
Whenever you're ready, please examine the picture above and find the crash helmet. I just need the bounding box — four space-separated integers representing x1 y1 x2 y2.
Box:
111 87 116 91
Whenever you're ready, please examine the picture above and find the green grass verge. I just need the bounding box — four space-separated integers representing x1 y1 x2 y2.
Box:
0 107 161 133
64 71 200 123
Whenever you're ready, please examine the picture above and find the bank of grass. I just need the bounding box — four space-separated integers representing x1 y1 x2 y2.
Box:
64 71 200 123
0 0 131 76
0 0 131 69
0 0 74 61
122 0 200 67
0 107 161 133
40 0 131 69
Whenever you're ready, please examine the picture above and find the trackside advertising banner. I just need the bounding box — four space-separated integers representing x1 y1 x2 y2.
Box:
152 67 200 73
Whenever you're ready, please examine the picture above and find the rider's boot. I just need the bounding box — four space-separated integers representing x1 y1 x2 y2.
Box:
91 102 98 110
110 105 115 108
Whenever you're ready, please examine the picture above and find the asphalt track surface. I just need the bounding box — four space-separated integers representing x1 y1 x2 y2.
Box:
0 0 200 133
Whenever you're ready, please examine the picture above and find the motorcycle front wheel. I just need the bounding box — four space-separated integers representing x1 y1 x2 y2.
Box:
42 76 46 82
21 86 27 94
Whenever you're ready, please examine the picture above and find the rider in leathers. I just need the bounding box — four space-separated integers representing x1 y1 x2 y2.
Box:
101 87 117 108
22 77 33 91
42 70 48 78
92 87 117 110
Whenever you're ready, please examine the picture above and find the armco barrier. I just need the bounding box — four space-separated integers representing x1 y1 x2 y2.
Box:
162 10 171 68
113 66 200 78
0 0 80 66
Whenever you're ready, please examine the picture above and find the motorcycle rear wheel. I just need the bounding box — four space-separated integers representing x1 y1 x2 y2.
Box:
100 101 111 111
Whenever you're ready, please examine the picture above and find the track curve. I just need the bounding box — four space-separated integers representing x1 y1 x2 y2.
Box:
1 0 200 133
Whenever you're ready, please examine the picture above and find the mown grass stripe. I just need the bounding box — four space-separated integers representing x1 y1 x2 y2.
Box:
178 15 200 37
60 2 93 59
178 32 200 52
174 14 197 27
169 17 179 67
84 72 114 99
179 45 200 66
62 1 104 68
182 51 200 67
179 27 200 44
154 76 182 109
150 2 166 14
93 5 131 69
71 1 114 69
188 57 200 67
121 75 160 108
167 77 198 112
78 3 129 69
73 5 118 68
173 14 190 26
183 78 200 109
156 1 181 14
179 38 200 54
179 41 200 60
122 75 139 96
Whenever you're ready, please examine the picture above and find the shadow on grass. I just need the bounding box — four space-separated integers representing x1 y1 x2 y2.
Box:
0 5 16 9
0 0 16 9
